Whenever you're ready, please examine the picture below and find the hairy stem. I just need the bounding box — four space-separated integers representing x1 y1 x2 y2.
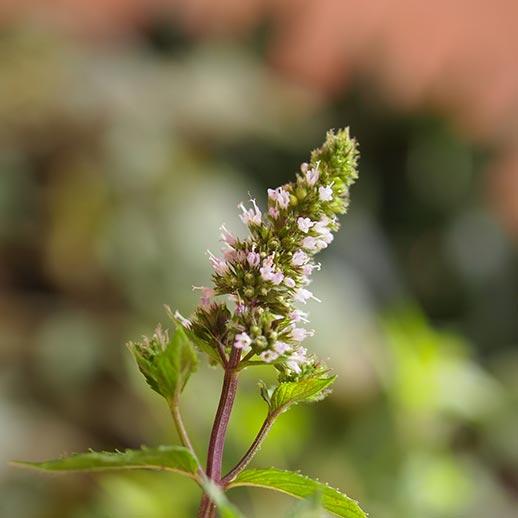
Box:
168 399 205 479
169 399 196 454
222 410 279 485
197 346 241 517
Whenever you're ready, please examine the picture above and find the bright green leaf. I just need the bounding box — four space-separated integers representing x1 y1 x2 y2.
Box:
13 445 198 479
129 326 198 400
268 376 336 415
228 468 366 518
285 491 327 518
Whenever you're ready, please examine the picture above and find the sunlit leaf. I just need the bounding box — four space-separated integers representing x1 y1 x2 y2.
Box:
129 326 198 400
13 446 198 478
268 375 336 415
285 491 327 518
228 468 366 518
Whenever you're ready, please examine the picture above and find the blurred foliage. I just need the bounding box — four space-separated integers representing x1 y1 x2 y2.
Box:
1 14 517 518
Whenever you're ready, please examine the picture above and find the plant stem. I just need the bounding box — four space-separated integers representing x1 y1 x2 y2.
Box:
221 410 279 486
197 346 241 517
169 399 196 455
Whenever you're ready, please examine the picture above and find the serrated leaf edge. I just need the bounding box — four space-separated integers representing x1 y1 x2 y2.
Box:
11 446 198 479
227 467 367 518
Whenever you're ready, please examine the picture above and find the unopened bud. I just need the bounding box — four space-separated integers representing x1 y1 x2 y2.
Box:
296 186 307 200
255 336 268 349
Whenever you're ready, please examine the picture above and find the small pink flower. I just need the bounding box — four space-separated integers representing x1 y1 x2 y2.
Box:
313 217 330 233
208 251 229 275
235 302 247 315
260 255 284 284
285 347 310 373
239 199 262 226
314 218 334 244
294 288 321 304
305 166 320 187
260 256 274 279
292 250 308 266
220 224 237 247
291 327 314 342
284 277 296 288
174 310 192 329
315 239 329 250
302 236 318 250
223 248 236 262
270 271 284 285
297 217 314 233
300 162 309 174
319 185 333 201
234 332 252 349
268 206 280 219
267 187 290 209
247 251 261 268
302 262 320 276
320 232 334 245
290 309 309 323
260 350 279 363
273 341 291 354
193 286 215 308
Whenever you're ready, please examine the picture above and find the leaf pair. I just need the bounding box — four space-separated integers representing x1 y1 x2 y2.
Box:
14 448 366 518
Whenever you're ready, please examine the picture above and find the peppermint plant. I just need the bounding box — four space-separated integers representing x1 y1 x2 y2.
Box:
15 129 365 518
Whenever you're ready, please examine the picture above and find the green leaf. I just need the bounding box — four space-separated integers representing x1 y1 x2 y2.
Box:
201 479 244 518
130 326 198 400
285 492 327 518
268 375 336 415
228 469 366 518
184 326 222 366
13 445 198 478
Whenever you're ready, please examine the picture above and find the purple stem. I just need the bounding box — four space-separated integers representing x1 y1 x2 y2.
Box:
197 346 241 517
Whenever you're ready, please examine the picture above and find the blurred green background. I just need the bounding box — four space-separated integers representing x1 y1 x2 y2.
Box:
1 2 517 517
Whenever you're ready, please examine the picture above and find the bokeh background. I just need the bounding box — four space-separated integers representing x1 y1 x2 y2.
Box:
1 1 518 517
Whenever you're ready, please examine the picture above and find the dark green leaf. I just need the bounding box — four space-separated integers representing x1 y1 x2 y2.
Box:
13 445 198 478
228 468 366 518
184 326 221 365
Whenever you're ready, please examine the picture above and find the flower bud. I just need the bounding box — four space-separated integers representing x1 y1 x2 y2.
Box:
255 336 268 349
268 238 280 250
296 186 307 200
